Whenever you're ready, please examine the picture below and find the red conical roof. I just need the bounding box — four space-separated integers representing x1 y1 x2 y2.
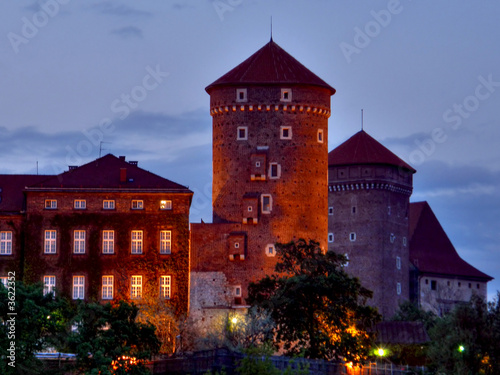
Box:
206 39 335 94
328 130 416 172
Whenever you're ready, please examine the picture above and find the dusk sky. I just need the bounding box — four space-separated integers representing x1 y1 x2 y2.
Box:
1 1 499 300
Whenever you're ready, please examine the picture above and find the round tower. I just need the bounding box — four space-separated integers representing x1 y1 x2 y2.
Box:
327 130 416 318
206 39 336 251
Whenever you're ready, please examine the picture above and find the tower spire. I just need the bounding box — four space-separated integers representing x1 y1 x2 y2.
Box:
361 109 364 131
270 16 273 41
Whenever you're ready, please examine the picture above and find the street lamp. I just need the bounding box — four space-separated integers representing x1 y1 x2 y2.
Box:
458 345 465 353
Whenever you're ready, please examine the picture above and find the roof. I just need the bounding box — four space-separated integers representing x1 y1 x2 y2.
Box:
409 201 492 281
25 154 192 193
375 321 429 344
206 39 335 94
0 175 51 213
328 130 416 173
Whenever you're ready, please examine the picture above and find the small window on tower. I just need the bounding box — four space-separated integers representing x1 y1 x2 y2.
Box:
255 161 261 168
234 242 240 249
390 233 396 243
248 206 252 212
269 163 281 179
261 194 272 214
328 207 334 215
349 232 356 242
396 256 401 270
281 88 292 102
317 129 324 143
236 88 247 102
397 283 402 295
265 244 276 257
280 126 292 140
237 126 248 140
431 280 437 291
328 233 334 243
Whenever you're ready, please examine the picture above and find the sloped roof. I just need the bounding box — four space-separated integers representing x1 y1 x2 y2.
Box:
328 130 416 172
0 175 51 213
26 154 192 193
409 201 492 281
206 39 335 94
376 321 429 344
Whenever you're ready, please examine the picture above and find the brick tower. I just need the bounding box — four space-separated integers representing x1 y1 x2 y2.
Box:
327 130 416 318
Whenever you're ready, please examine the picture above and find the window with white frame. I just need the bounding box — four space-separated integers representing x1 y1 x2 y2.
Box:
397 282 401 295
74 199 86 209
102 230 115 254
349 232 356 242
396 256 401 270
280 126 292 140
269 163 281 179
131 276 142 298
317 129 324 143
160 276 171 299
265 244 276 257
43 275 56 296
103 200 115 210
44 230 57 254
328 233 334 243
234 285 242 297
234 242 240 249
237 126 248 140
261 194 272 214
160 200 172 210
102 275 113 300
131 200 144 210
328 207 334 216
280 88 292 102
131 230 143 254
0 231 12 255
45 199 57 209
160 230 171 254
236 88 247 102
74 230 86 254
72 276 85 300
248 206 252 212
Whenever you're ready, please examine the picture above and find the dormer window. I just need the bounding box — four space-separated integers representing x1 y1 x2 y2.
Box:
236 88 247 102
237 126 248 140
281 88 292 102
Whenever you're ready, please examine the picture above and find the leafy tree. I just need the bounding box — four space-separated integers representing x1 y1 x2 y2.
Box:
392 300 437 331
67 300 160 375
247 239 380 363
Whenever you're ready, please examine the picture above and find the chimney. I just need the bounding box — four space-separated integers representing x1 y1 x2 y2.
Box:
120 168 127 182
119 156 126 161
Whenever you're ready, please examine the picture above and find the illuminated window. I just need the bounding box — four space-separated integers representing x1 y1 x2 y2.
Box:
160 230 171 254
281 88 292 102
317 129 324 143
102 231 114 254
261 194 272 214
236 88 247 102
265 244 275 257
131 230 143 254
0 231 12 255
44 230 57 254
269 163 281 179
237 126 248 140
131 276 142 298
280 126 292 140
160 276 171 299
160 200 172 210
45 199 57 209
396 256 401 270
74 199 86 209
131 200 143 210
72 276 85 300
103 200 115 209
43 275 56 296
74 230 86 254
102 276 113 300
397 283 401 295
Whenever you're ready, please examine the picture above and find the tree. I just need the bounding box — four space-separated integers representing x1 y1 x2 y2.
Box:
392 300 437 331
68 300 160 375
247 239 380 363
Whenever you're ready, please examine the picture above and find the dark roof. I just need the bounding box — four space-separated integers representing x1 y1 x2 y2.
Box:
206 39 335 94
328 130 416 173
409 201 492 281
26 154 192 193
0 175 51 213
375 321 429 344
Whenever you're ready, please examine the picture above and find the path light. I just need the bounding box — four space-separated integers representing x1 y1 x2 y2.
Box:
376 348 386 357
231 317 238 324
458 345 465 353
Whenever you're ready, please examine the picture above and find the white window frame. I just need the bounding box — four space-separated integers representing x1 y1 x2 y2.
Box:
131 230 143 254
247 206 252 212
131 275 142 299
0 231 12 255
102 275 114 300
328 233 334 243
280 126 292 140
103 200 115 210
269 163 281 179
396 256 401 270
236 88 247 102
349 232 356 242
160 230 171 254
131 200 144 210
72 276 85 300
237 126 248 140
265 244 276 257
261 194 272 214
328 207 334 216
43 275 56 296
397 282 402 295
102 230 115 254
160 200 172 210
45 199 57 209
234 285 242 297
74 230 86 254
160 275 171 299
317 129 324 143
280 88 292 102
44 230 57 254
74 199 86 209
234 242 240 249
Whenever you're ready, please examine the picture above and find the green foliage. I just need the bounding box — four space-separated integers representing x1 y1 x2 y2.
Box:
427 293 500 375
392 300 437 331
248 239 380 363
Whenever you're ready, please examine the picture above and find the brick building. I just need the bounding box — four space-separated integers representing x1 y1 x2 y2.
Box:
0 154 193 315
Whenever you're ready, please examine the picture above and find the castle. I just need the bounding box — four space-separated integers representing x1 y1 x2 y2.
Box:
0 38 492 321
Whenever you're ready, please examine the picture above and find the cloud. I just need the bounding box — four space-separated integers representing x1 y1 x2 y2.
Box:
110 26 143 39
88 2 152 18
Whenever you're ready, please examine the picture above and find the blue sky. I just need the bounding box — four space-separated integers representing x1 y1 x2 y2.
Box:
1 1 499 300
